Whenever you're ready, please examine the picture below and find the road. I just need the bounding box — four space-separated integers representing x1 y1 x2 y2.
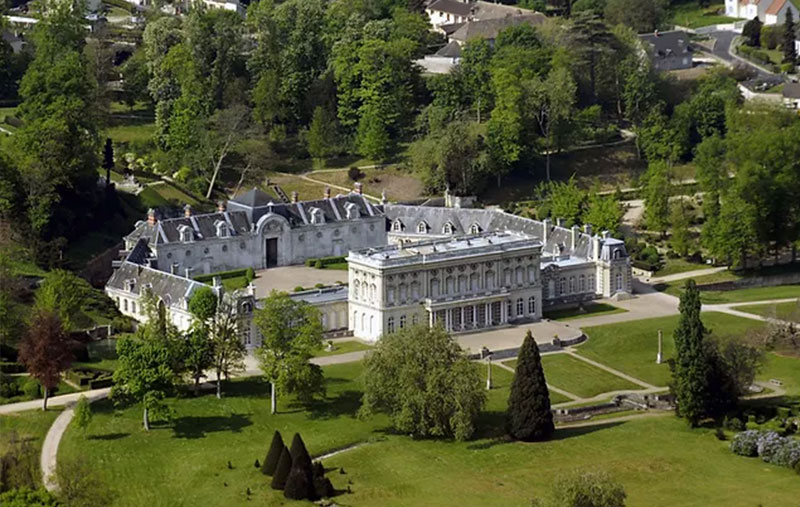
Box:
706 30 777 80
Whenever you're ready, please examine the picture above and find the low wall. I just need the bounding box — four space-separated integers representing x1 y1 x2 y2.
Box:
468 334 587 360
698 271 800 292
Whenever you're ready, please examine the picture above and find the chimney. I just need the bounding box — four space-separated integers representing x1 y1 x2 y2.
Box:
556 217 565 228
324 186 331 199
355 182 363 195
571 225 580 250
217 200 226 212
583 224 592 236
542 217 551 245
147 208 157 226
592 235 601 261
291 191 299 203
183 204 192 217
170 263 179 275
602 230 610 239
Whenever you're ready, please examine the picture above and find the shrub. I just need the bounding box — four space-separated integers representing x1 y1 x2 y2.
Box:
270 446 292 490
314 259 323 269
715 427 726 441
761 24 782 49
723 416 745 432
73 396 93 433
347 167 363 181
293 286 305 292
773 440 800 468
730 430 761 457
283 462 314 500
781 62 796 74
756 431 784 462
311 461 333 498
0 374 20 398
262 430 284 475
22 378 40 399
245 268 255 283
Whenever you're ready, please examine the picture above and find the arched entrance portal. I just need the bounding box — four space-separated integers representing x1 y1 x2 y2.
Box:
265 237 278 268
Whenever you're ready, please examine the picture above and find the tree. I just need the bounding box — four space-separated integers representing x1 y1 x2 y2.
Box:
0 487 59 506
188 286 218 323
583 193 624 235
671 279 713 426
184 328 214 396
643 161 670 236
73 395 92 434
262 430 285 475
460 39 494 122
18 310 74 410
742 17 762 47
668 200 692 257
359 325 486 441
604 0 665 33
306 106 339 164
621 56 655 159
255 291 324 414
507 331 554 441
203 104 252 198
536 177 586 227
270 446 292 490
783 8 797 65
120 49 150 111
533 470 626 507
528 65 577 180
567 12 614 104
209 295 246 399
34 269 89 331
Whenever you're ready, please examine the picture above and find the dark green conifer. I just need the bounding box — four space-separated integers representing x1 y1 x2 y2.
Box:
287 433 314 497
507 330 554 441
262 430 284 475
283 459 314 500
270 446 292 490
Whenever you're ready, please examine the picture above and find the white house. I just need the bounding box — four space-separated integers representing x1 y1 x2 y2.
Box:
425 0 538 28
725 0 800 24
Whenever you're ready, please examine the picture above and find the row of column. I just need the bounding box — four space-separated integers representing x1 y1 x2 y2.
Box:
429 300 508 332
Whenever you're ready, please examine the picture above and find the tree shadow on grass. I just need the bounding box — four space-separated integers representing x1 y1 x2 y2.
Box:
87 433 130 441
287 390 363 420
550 421 626 441
171 413 253 439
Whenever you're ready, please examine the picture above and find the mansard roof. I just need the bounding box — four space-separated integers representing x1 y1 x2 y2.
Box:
155 211 251 244
231 187 280 207
106 261 207 308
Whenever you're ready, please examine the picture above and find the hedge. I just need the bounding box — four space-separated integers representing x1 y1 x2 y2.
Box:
194 269 249 283
304 256 346 268
66 368 113 388
4 115 23 128
0 362 25 374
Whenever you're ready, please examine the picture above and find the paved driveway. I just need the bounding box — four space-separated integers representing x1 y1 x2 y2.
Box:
707 30 777 80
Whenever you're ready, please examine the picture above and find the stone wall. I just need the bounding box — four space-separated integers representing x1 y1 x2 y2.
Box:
697 271 800 292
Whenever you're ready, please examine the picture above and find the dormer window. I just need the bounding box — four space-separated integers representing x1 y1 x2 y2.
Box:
309 207 325 225
417 221 428 234
344 202 360 220
469 223 481 234
178 225 193 243
392 220 403 232
443 222 455 235
125 279 136 292
214 220 229 238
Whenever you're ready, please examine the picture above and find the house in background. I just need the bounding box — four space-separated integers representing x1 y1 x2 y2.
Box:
425 0 540 28
725 0 800 24
783 82 800 109
638 30 694 71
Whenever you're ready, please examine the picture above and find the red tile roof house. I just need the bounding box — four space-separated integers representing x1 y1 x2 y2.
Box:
725 0 800 24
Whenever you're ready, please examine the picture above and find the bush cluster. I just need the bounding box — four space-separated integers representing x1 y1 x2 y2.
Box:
261 431 334 501
731 430 800 469
304 256 346 268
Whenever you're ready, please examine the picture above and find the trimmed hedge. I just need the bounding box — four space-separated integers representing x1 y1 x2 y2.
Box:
194 269 249 284
0 362 25 374
304 256 347 268
66 368 113 388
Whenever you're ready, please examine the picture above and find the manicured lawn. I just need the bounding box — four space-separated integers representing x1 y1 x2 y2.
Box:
698 285 800 304
104 122 156 144
315 340 373 357
576 312 766 387
539 354 640 398
543 302 627 321
0 408 61 485
654 258 709 277
669 2 736 28
308 166 425 202
737 300 800 321
756 352 800 397
138 183 203 209
58 357 800 506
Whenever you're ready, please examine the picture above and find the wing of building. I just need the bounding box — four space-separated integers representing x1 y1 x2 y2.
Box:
106 187 631 345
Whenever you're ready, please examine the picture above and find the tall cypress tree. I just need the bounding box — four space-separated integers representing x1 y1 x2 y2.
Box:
262 430 284 475
507 331 554 441
671 279 712 426
783 9 797 65
270 446 292 490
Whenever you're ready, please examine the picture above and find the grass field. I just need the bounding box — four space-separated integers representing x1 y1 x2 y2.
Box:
756 352 800 397
659 269 800 303
308 166 425 202
57 356 800 507
0 408 62 485
104 121 156 145
737 300 800 321
315 340 373 357
539 354 640 398
576 312 766 387
669 2 736 28
543 303 626 321
654 258 709 277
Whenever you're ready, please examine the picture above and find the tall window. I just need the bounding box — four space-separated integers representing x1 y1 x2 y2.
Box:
560 277 566 295
431 279 440 297
412 314 419 325
392 220 403 232
507 301 513 319
516 298 524 316
353 280 360 299
400 315 407 328
569 277 575 294
387 286 395 304
616 272 623 291
528 296 536 314
589 274 595 292
131 301 137 314
361 313 365 331
123 299 128 312
580 274 586 292
387 317 395 334
399 284 407 302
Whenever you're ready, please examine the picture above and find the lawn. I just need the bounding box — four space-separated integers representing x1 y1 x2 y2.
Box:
543 302 627 321
697 285 800 304
756 352 800 397
308 166 426 202
575 312 766 387
138 183 203 209
538 354 640 398
736 300 800 321
669 2 736 28
1 377 81 406
0 408 61 485
104 121 156 145
72 338 120 373
58 358 800 507
315 340 373 357
654 258 709 277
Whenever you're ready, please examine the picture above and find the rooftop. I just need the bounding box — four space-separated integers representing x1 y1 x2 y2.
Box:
348 231 541 268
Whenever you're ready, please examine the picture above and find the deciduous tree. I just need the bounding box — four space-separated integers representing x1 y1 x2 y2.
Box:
209 295 246 399
18 310 74 410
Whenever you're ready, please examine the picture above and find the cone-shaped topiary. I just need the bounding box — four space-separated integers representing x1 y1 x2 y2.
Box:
288 433 315 498
283 460 314 500
507 331 554 441
262 430 284 475
270 446 292 490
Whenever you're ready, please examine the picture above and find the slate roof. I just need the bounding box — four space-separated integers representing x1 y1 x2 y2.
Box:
428 0 473 17
435 40 463 58
230 187 280 207
438 22 465 36
106 261 207 309
449 13 546 42
638 31 693 58
155 211 251 244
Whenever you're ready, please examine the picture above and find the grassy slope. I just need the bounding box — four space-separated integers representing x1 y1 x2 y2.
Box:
0 408 61 485
654 258 709 277
669 2 736 28
736 300 800 321
575 312 765 387
308 166 425 202
660 270 800 304
540 354 640 398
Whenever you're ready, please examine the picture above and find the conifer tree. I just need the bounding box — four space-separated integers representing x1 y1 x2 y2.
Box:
262 430 284 475
783 9 797 65
671 279 712 426
283 459 314 500
507 331 554 441
270 446 292 490
288 433 314 493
